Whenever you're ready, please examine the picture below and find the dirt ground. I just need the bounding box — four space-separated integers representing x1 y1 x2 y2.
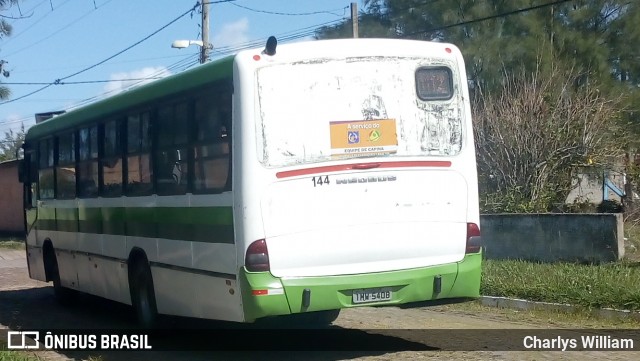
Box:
1 248 639 361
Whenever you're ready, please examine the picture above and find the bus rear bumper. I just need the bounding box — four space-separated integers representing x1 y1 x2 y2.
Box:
240 253 481 322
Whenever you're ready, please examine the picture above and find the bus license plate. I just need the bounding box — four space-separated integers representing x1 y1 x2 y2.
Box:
352 287 392 304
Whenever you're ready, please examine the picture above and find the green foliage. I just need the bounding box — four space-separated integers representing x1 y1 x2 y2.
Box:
482 259 640 311
0 340 42 361
562 200 598 214
480 187 554 213
0 237 24 249
0 123 25 161
597 199 624 213
317 1 640 213
474 65 626 213
318 1 640 96
0 1 18 99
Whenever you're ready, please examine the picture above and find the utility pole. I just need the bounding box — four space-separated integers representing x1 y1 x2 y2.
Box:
201 1 210 64
351 2 358 38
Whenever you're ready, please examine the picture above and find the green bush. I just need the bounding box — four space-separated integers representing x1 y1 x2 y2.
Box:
597 199 624 213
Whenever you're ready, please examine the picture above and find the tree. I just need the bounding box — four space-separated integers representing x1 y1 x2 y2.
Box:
317 1 640 97
316 0 640 212
0 0 19 100
474 64 627 212
0 123 25 161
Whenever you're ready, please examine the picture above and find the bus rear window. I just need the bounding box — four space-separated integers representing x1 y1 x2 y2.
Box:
415 67 453 101
256 58 463 167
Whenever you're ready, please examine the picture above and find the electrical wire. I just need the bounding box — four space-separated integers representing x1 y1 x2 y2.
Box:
1 2 341 108
400 0 576 38
1 18 346 88
229 3 348 17
3 1 571 113
2 0 73 48
0 2 202 106
3 0 115 58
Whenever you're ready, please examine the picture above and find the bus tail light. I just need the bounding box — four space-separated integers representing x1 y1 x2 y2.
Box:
466 223 482 254
245 239 270 272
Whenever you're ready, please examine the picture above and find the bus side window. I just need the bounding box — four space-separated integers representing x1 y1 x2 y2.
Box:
20 147 37 208
101 119 124 197
126 112 153 197
56 131 77 199
156 102 189 196
38 138 55 200
193 90 231 193
77 126 99 198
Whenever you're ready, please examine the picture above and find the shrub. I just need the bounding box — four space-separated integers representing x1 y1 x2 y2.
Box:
597 199 624 213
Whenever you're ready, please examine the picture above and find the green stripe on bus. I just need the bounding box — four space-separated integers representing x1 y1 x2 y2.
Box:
56 208 78 233
35 206 234 244
101 207 124 235
81 207 104 234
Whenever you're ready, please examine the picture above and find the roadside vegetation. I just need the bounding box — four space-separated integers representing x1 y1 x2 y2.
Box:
481 259 640 312
0 237 24 250
1 342 103 361
443 300 640 329
0 342 41 361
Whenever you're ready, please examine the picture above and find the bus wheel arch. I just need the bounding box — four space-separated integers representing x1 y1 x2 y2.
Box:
128 248 158 328
42 239 75 305
42 239 54 282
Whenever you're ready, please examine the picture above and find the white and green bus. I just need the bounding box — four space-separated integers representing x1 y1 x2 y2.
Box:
19 37 482 327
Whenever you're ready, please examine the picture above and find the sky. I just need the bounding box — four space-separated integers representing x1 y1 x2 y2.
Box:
0 0 362 134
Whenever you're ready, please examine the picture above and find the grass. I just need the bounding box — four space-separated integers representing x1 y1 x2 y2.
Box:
478 220 640 312
1 341 103 361
442 299 640 328
481 259 640 311
0 342 41 361
0 352 41 361
0 237 25 250
624 221 640 261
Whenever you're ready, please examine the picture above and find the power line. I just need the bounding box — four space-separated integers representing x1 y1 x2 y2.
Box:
59 3 200 81
229 3 348 17
8 0 559 109
1 18 346 90
2 0 115 58
12 53 196 75
2 77 168 85
67 53 200 111
0 14 345 113
376 0 444 18
401 0 575 38
2 0 74 48
0 2 202 106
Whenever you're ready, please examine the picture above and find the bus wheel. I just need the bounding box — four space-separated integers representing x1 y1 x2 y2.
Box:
46 248 75 305
130 261 157 328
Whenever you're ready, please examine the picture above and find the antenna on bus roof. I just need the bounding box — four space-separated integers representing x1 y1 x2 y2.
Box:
262 36 277 56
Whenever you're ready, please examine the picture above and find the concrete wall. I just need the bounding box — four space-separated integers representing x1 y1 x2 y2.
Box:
0 160 25 236
565 170 626 204
481 213 624 263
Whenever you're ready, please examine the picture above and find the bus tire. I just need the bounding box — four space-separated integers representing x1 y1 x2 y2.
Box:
130 260 158 328
45 246 75 306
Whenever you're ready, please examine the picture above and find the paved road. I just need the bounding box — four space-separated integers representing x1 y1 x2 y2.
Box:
1 249 639 361
0 249 27 269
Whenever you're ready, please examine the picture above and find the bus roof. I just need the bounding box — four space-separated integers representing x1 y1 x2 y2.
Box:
25 55 234 142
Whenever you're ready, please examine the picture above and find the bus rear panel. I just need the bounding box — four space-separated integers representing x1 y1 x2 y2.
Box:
233 39 481 322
